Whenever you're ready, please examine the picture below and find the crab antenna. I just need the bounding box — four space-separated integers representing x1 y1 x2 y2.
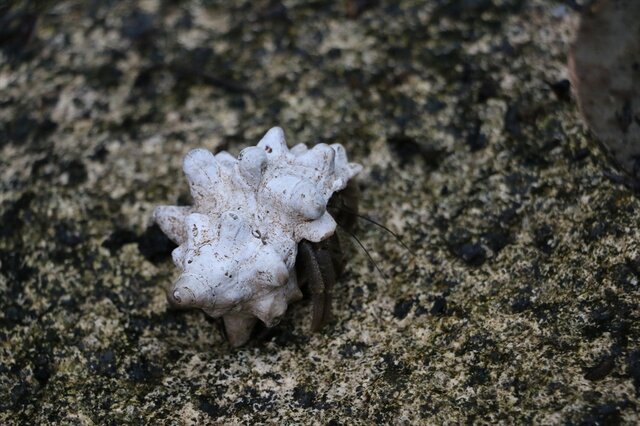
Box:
338 223 390 286
329 205 411 253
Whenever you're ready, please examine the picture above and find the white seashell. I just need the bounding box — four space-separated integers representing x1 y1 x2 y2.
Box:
153 127 361 346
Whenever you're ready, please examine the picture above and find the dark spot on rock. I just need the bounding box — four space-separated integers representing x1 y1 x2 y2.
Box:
175 10 193 28
468 366 489 386
293 386 317 408
621 257 640 288
434 0 506 21
90 145 109 162
505 172 536 196
8 379 30 409
466 120 488 152
228 95 246 110
122 9 155 40
346 285 365 312
233 386 274 412
137 224 177 263
367 165 387 184
197 396 222 418
183 46 214 72
84 64 124 93
425 97 446 113
582 291 632 347
33 354 52 386
102 228 138 253
3 114 58 147
477 79 498 103
447 229 487 266
0 191 35 238
339 341 368 358
126 357 162 383
55 221 84 247
89 349 117 377
0 8 38 58
498 204 520 226
259 325 309 347
0 249 36 284
386 135 447 168
3 305 28 328
511 295 531 313
533 224 554 254
393 298 414 319
429 296 446 316
532 301 558 323
381 352 411 386
454 243 486 266
31 155 52 179
584 219 608 242
571 147 590 162
627 350 640 395
482 228 511 253
584 355 616 381
133 67 154 91
583 306 613 340
547 79 571 102
487 348 508 365
258 1 290 22
35 118 57 139
124 315 150 341
580 403 623 426
327 47 341 59
504 104 522 137
460 333 497 357
65 159 88 186
414 301 429 316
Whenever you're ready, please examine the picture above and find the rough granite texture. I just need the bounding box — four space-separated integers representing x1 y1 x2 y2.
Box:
1 0 639 424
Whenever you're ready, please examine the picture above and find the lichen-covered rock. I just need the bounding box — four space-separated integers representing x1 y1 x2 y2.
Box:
154 127 361 346
2 1 640 424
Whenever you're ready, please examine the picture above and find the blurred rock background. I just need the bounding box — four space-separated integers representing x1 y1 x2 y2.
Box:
1 0 639 423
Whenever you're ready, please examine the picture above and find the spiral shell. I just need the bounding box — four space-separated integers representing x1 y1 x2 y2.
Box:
154 127 362 346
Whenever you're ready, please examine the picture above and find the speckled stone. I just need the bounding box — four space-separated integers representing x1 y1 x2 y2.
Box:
1 0 639 424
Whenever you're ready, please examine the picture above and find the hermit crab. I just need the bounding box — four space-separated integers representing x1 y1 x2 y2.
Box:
153 127 361 346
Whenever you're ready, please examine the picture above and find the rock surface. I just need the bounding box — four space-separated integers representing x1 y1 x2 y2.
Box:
1 0 639 424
